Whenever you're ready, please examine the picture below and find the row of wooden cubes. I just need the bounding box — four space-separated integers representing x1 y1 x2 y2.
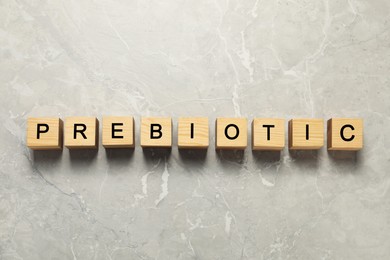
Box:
27 117 363 151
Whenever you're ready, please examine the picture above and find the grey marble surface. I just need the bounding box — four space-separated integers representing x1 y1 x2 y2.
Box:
1 0 390 259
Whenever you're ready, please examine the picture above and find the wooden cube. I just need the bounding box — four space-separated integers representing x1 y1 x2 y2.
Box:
328 118 363 151
289 119 324 150
140 117 172 148
178 117 209 149
215 118 247 149
27 117 63 150
64 117 98 149
252 118 285 150
102 116 134 148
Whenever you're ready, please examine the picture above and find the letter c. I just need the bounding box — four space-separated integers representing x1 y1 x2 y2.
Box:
340 124 355 142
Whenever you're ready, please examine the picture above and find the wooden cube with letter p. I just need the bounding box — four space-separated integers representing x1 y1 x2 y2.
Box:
102 116 134 148
252 118 285 150
289 119 324 150
328 118 363 151
64 117 98 149
216 118 247 149
140 117 172 148
27 117 63 150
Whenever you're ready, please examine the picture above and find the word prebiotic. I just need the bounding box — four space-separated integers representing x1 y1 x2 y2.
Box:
26 117 363 151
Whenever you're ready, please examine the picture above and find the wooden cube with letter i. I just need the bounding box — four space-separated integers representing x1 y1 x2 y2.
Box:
178 117 209 149
289 119 324 150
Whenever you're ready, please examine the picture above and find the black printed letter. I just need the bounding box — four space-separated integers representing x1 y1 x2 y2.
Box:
340 124 355 142
305 124 309 140
37 124 49 139
190 123 194 139
263 125 275 141
112 123 124 139
224 124 239 140
74 124 87 139
151 124 162 139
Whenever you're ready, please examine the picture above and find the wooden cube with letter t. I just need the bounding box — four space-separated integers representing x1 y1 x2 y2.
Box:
140 117 172 148
215 118 247 149
252 118 285 150
27 117 63 150
327 118 363 151
289 119 324 150
64 117 98 149
102 116 134 148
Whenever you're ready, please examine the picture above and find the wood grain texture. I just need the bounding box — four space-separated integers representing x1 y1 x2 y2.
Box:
215 118 247 149
327 118 363 151
64 117 98 149
252 118 285 151
102 116 134 148
140 117 172 148
27 117 63 150
178 117 209 149
289 119 324 150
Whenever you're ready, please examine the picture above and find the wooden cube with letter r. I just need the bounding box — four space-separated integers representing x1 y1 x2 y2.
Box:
64 117 98 149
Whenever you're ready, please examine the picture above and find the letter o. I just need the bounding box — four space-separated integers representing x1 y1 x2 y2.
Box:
224 124 239 140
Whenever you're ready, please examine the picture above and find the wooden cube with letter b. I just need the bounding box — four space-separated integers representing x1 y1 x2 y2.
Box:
215 118 247 149
178 117 209 149
141 117 172 148
252 118 285 150
27 117 63 150
327 118 363 151
289 119 324 150
64 117 98 149
102 116 134 148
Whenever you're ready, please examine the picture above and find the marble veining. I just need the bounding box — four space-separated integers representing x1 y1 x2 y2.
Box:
1 0 390 259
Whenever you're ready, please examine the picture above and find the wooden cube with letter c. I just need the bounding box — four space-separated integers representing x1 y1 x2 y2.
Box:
215 118 247 149
102 116 134 148
327 118 363 151
27 117 63 150
140 117 172 148
64 117 98 149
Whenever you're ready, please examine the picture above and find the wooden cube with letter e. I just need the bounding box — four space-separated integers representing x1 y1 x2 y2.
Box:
102 116 134 148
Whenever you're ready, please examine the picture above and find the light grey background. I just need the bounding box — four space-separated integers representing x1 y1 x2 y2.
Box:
1 0 390 259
